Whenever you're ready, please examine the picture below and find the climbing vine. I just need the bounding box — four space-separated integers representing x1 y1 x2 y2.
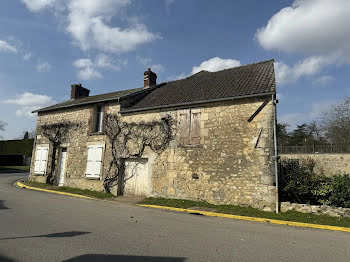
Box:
40 122 80 184
104 114 175 194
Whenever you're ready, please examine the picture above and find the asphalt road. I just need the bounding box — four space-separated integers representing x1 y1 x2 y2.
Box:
0 173 349 262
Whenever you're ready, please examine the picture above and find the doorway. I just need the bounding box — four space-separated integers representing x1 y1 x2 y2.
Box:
58 148 67 186
123 158 151 196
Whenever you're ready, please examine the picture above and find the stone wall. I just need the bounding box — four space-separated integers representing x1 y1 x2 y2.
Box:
281 202 350 218
280 154 350 176
29 96 277 211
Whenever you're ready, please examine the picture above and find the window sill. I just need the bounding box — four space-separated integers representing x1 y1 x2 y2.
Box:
179 144 204 148
85 175 100 180
89 131 105 136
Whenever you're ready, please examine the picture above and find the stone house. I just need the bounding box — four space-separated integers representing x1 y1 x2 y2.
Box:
29 59 278 211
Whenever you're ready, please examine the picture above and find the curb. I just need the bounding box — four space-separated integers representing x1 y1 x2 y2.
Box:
137 204 350 233
16 181 96 200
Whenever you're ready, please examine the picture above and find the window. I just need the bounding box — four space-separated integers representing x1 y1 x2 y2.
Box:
95 105 104 132
34 145 49 174
179 109 201 145
85 145 104 179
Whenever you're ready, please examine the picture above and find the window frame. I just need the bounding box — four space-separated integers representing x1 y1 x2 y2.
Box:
179 108 201 146
94 105 104 133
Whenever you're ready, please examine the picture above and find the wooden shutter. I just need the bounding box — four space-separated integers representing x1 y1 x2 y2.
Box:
34 147 42 174
86 146 95 177
94 146 103 177
179 110 190 145
87 108 94 135
39 146 48 174
190 109 201 145
86 145 103 178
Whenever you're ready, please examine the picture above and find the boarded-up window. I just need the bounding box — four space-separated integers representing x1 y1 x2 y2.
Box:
34 145 49 174
179 110 190 145
179 109 201 145
85 145 104 179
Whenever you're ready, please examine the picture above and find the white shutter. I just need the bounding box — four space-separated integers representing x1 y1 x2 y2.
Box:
39 147 48 174
94 146 103 177
86 146 95 177
34 147 42 174
85 145 103 179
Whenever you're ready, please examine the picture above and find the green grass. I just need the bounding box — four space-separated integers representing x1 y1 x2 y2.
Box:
139 197 350 228
24 180 115 199
0 166 30 172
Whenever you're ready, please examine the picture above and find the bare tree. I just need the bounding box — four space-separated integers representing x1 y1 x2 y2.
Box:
320 98 350 144
0 120 7 139
104 114 175 194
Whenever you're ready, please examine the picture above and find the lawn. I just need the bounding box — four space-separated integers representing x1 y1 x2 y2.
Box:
139 197 350 228
0 166 30 173
23 180 115 200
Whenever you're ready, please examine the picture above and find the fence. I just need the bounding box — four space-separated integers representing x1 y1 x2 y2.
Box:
279 144 350 154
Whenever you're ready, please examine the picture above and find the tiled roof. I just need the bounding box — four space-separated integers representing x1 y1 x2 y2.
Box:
34 59 275 114
121 59 275 112
34 87 144 113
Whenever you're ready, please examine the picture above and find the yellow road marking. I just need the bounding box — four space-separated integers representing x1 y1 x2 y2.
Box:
137 204 350 233
17 181 96 200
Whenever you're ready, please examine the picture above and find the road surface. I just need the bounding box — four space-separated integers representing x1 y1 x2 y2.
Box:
0 173 349 261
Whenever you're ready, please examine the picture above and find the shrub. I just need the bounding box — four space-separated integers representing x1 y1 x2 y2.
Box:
328 174 350 208
279 158 350 208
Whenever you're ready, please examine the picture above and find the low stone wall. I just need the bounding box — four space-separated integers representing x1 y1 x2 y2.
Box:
281 202 350 218
280 154 350 176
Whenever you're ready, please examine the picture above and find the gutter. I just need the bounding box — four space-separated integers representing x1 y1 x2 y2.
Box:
120 92 275 114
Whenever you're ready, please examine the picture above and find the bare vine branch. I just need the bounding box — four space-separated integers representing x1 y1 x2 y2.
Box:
40 122 80 184
104 114 175 194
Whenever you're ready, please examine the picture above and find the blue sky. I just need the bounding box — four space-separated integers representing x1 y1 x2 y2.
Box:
0 0 349 139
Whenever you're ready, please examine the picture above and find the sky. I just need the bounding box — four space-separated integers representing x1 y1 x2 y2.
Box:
0 0 349 140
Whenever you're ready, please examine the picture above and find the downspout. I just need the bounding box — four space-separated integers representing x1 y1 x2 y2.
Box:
272 93 279 213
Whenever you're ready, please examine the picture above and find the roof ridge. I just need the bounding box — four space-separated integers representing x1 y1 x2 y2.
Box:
158 59 274 86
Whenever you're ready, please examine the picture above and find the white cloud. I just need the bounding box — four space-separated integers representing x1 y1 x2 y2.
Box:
312 75 333 86
23 53 32 60
21 0 57 12
256 0 350 61
22 0 160 54
4 92 55 117
36 61 52 72
256 0 350 53
73 54 124 80
274 55 336 85
0 40 18 53
191 57 241 74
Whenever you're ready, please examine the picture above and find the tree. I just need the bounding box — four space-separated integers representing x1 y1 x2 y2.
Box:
320 98 350 144
277 122 290 145
0 120 7 139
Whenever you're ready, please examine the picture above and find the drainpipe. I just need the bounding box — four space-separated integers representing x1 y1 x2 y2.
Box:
272 93 279 213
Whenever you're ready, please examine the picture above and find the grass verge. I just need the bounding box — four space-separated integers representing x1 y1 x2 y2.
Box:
0 166 30 173
139 197 350 228
23 180 115 199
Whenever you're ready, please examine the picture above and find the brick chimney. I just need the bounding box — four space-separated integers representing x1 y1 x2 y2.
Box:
144 68 157 88
71 84 90 99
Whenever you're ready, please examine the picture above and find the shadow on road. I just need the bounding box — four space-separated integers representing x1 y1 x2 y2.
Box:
63 254 186 262
0 254 16 261
0 200 9 210
0 231 90 240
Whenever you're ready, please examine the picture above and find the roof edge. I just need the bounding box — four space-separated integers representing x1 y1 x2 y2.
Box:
120 92 275 114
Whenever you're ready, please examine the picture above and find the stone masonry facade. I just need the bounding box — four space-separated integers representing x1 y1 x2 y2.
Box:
29 96 276 211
